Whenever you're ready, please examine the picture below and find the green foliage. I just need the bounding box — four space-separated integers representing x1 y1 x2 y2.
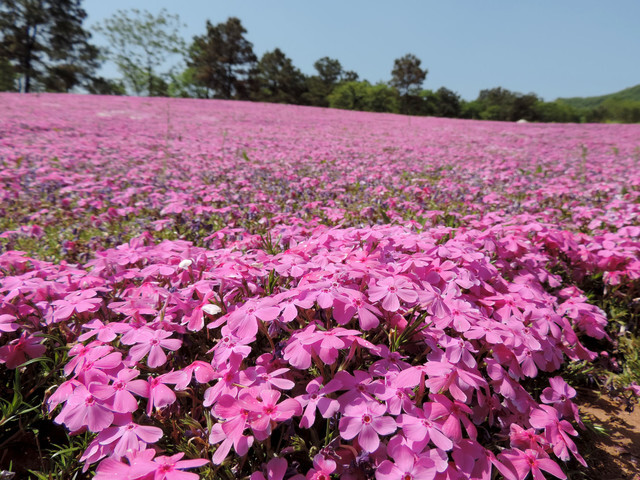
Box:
389 53 427 97
187 17 257 100
0 0 100 93
328 81 399 113
96 8 185 96
413 88 462 117
0 333 86 478
252 48 307 104
534 100 582 123
85 77 126 96
0 57 17 91
168 67 210 98
302 57 345 107
558 83 640 109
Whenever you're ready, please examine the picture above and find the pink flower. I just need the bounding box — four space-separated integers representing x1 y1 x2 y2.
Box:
90 368 148 413
251 458 304 480
51 289 102 321
498 448 566 480
529 405 586 466
122 327 182 368
333 290 382 330
297 377 341 429
146 374 177 415
54 383 114 432
239 388 302 437
540 376 579 421
306 454 337 480
376 445 436 480
0 332 46 368
97 421 163 457
398 402 453 451
210 394 255 464
368 276 418 312
339 399 396 452
78 319 128 342
0 313 19 334
94 450 208 480
226 298 282 339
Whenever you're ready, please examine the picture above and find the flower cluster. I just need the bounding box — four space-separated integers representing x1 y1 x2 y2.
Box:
0 93 639 478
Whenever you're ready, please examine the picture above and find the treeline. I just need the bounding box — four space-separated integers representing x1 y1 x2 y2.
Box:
1 4 638 124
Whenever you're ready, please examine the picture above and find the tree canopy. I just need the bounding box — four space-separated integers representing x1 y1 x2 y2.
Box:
0 0 100 92
188 17 257 100
390 53 428 97
96 8 185 96
253 48 306 104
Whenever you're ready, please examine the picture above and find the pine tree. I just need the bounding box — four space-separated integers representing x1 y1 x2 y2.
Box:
188 17 257 100
0 0 100 92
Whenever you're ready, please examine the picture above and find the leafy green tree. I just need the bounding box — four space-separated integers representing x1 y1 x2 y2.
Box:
0 0 100 92
252 48 307 104
511 93 541 121
534 101 581 123
434 87 462 118
97 9 185 96
390 53 427 95
390 54 428 114
476 87 517 121
328 81 399 113
342 70 359 82
303 57 344 107
168 67 210 98
85 77 126 95
366 82 400 113
188 17 257 100
0 57 17 91
314 57 343 86
328 80 369 110
460 99 483 119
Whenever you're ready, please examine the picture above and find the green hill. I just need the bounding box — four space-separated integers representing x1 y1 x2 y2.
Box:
558 84 640 109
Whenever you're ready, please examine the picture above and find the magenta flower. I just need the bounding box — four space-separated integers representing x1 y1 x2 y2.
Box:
368 276 418 312
239 388 302 437
94 450 208 480
0 332 46 368
210 395 255 464
338 399 396 452
297 377 341 429
51 289 102 322
97 421 163 457
122 327 182 368
145 374 177 415
226 298 282 339
529 405 586 466
498 448 566 480
54 383 114 432
398 402 453 451
306 454 337 480
376 445 436 480
540 376 579 421
78 319 128 342
146 452 209 480
0 314 19 334
250 458 294 480
90 368 148 413
333 290 382 330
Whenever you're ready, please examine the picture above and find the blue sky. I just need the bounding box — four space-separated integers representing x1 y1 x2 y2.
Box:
84 0 640 101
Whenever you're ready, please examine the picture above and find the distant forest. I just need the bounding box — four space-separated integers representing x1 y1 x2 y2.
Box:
1 3 639 123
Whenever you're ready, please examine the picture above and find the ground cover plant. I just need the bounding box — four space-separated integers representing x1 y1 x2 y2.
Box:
0 93 639 479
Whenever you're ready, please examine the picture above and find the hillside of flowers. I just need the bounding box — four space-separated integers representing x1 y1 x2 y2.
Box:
1 93 639 479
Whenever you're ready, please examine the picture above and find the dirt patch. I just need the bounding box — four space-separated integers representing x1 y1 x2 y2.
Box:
574 389 640 480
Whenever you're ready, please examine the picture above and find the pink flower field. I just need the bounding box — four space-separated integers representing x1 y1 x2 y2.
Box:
0 93 639 479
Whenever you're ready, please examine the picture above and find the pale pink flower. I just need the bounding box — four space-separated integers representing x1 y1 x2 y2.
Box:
339 399 396 452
